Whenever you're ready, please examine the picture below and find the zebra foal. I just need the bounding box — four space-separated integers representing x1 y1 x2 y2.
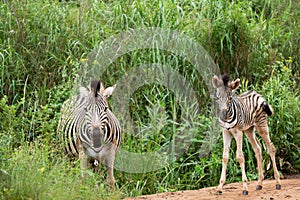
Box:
57 80 121 187
212 74 281 195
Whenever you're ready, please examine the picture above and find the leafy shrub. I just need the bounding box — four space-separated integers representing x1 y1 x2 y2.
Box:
259 58 300 173
0 143 121 200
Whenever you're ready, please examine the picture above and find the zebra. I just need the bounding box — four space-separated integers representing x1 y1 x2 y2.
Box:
211 74 281 195
57 79 121 187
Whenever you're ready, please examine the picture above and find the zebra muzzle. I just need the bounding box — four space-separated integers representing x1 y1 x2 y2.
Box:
92 127 103 148
219 109 228 121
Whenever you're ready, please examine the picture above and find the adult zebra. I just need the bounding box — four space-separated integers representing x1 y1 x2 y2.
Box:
212 74 281 195
57 79 121 187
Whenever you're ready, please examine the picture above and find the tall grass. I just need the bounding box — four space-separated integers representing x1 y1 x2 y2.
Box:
0 143 122 200
0 0 299 198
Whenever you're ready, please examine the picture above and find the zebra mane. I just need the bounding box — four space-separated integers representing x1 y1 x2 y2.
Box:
221 74 230 87
90 79 101 97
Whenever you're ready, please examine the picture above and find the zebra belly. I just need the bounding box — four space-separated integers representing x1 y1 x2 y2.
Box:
236 124 254 132
219 118 253 131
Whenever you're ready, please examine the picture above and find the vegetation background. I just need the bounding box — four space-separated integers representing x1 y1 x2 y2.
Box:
0 0 299 199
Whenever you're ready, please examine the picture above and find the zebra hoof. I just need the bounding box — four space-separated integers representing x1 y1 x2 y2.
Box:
276 184 281 190
216 190 222 195
256 185 263 190
242 190 248 195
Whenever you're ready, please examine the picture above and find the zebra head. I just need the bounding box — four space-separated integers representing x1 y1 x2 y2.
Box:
82 80 117 151
88 80 117 99
212 74 240 121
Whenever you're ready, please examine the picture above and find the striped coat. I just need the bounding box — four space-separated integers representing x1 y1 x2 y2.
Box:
57 80 121 187
212 74 281 195
218 89 273 131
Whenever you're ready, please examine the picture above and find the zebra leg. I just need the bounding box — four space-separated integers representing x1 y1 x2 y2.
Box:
244 127 264 190
105 151 116 188
79 150 89 177
77 139 89 177
106 166 115 188
217 129 232 195
232 130 248 195
257 127 281 190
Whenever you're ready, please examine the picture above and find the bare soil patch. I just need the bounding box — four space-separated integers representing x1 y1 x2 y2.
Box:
125 175 300 200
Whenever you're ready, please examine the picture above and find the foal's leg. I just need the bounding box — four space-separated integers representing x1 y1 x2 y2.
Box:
244 127 264 190
217 129 232 194
232 130 248 195
256 126 281 189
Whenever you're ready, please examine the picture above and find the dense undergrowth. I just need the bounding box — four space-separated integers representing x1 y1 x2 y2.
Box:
0 0 299 199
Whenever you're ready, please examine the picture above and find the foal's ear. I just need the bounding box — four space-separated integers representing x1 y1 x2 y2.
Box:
212 75 223 88
230 79 240 90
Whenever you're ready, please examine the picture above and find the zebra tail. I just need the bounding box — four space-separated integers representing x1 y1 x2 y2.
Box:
263 102 274 116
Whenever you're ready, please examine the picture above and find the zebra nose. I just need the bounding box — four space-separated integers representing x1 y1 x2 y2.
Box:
219 109 227 121
92 127 102 148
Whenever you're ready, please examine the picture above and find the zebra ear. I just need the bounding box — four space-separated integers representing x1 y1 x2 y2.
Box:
212 75 222 88
230 79 240 90
103 84 116 97
100 82 105 93
79 86 89 97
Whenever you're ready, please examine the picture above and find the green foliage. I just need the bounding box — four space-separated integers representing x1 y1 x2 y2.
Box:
236 57 300 177
0 143 121 200
0 0 299 199
259 58 300 173
0 96 24 165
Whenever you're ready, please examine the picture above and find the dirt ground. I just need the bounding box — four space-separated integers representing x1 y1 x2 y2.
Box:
125 175 300 200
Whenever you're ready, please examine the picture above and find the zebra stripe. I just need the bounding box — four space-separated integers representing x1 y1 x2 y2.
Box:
212 74 281 194
57 80 121 187
215 79 272 130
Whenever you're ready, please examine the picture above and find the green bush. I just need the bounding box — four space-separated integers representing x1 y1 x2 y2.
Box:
259 58 300 173
0 143 121 200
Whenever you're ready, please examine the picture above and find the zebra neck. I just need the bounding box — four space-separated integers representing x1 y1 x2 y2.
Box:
218 99 238 129
80 139 106 156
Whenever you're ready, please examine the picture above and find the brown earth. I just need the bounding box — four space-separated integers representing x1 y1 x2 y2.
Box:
125 175 300 200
